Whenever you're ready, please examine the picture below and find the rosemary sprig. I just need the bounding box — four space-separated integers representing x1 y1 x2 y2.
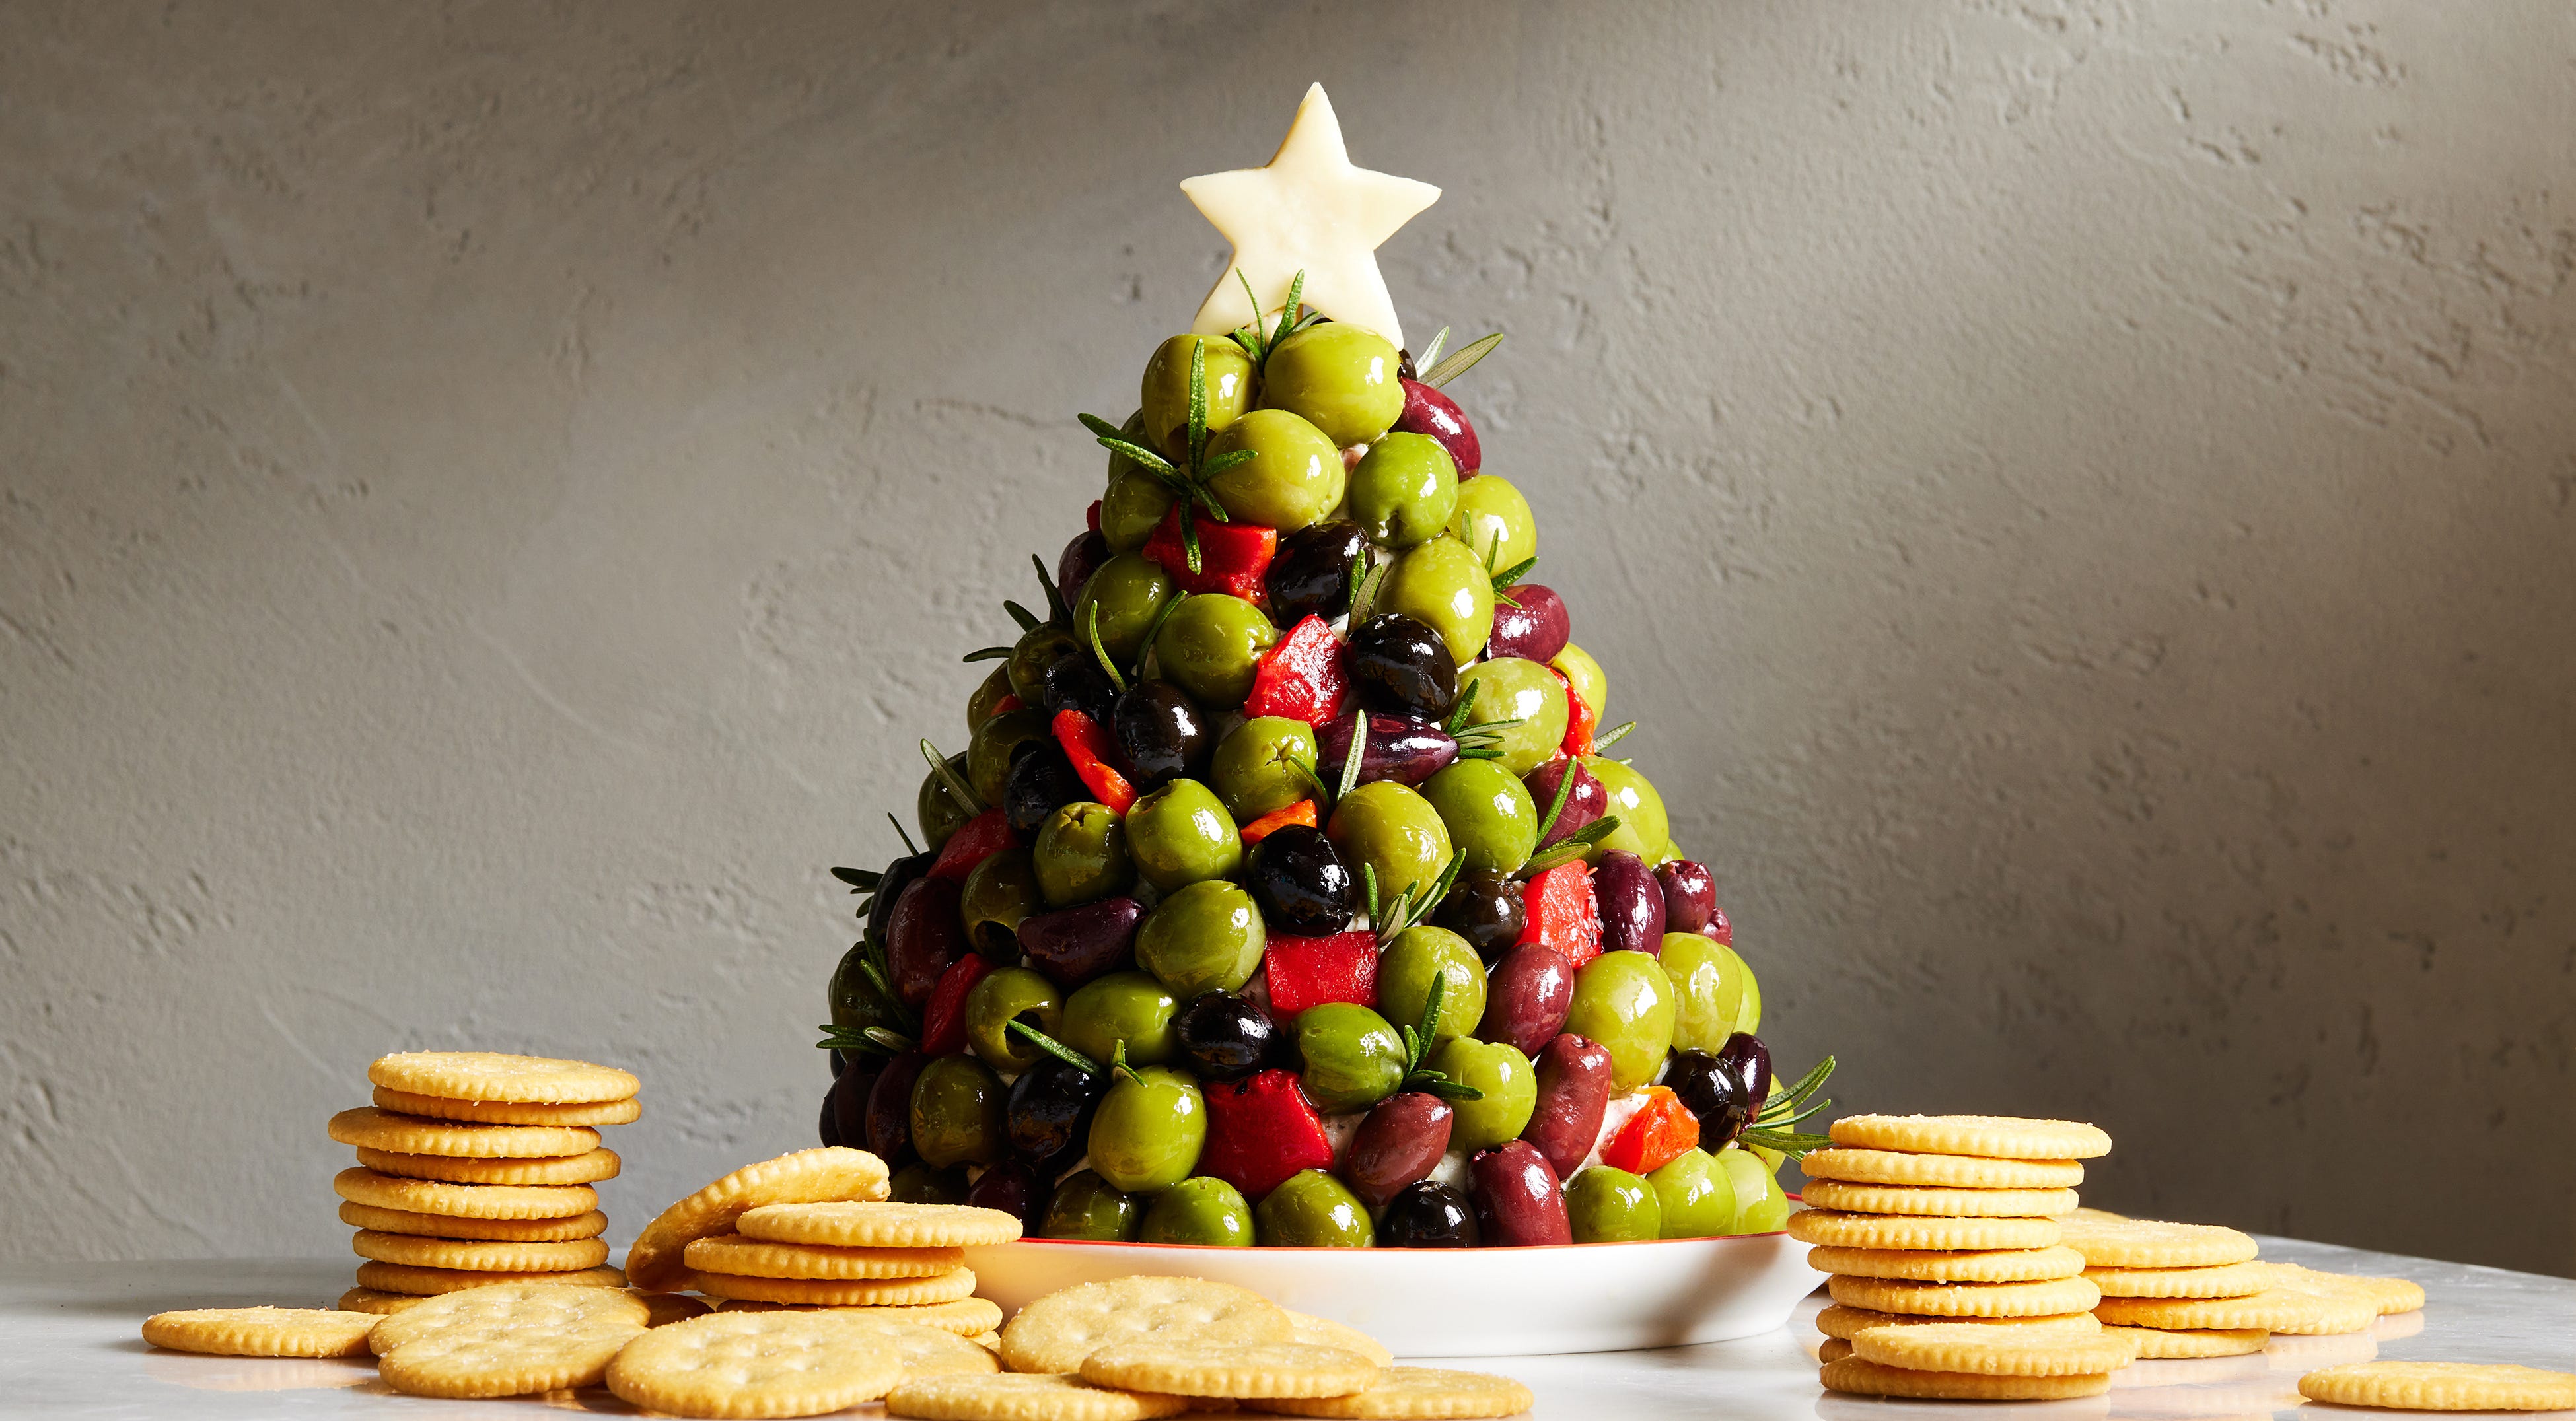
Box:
1005 601 1042 634
1522 816 1622 876
1738 1055 1838 1159
1530 764 1579 844
828 866 880 892
1394 969 1483 1101
887 815 919 856
919 739 985 817
1032 554 1072 626
1007 1018 1103 1076
1415 326 1451 374
1444 681 1527 763
1592 720 1635 754
1084 603 1128 695
1333 710 1369 804
814 1022 916 1057
1484 533 1536 609
1420 331 1503 388
962 645 1013 664
1133 591 1186 678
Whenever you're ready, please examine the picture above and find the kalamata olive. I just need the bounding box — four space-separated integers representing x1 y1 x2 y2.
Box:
1468 1140 1572 1247
1058 530 1110 606
1522 758 1606 851
1666 1049 1751 1150
1244 825 1353 937
1266 520 1369 625
1433 870 1526 963
823 1061 875 1151
1174 990 1277 1083
818 1090 841 1148
828 1047 849 1080
1378 1180 1480 1247
865 1051 928 1166
1347 615 1458 720
1113 679 1211 789
1656 860 1718 934
1520 1033 1615 1179
865 851 936 947
1042 653 1120 726
1476 942 1575 1057
967 1158 1050 1234
1017 897 1143 989
885 877 966 1008
1004 744 1085 837
1340 1092 1455 1210
1486 584 1570 664
1394 378 1481 475
1592 851 1668 956
1007 1056 1107 1172
1316 712 1458 790
1717 1031 1773 1128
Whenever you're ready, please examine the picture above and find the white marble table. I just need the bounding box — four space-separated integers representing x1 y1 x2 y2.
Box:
5 1237 2566 1418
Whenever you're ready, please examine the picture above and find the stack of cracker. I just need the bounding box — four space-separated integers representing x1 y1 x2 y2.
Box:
327 1051 640 1314
2069 1214 2425 1356
1789 1113 2136 1401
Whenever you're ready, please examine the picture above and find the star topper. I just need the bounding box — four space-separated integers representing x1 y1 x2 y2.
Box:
1182 83 1441 351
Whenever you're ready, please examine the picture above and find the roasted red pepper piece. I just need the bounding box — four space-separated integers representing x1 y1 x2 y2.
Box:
991 693 1026 716
1599 1084 1701 1175
1239 799 1319 846
1554 666 1597 758
926 807 1020 883
1198 1068 1337 1199
1519 861 1602 970
1141 506 1277 601
1050 709 1137 814
1243 614 1349 726
1262 930 1379 1018
918 954 993 1057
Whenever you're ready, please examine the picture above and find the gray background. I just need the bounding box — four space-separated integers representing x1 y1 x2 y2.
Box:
5 1 2572 1276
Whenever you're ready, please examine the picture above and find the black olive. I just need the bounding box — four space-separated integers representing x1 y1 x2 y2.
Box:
1246 825 1355 937
1347 614 1458 720
1666 1048 1754 1149
1004 743 1085 837
1006 1056 1107 1175
1266 521 1369 625
1433 870 1526 963
1378 1180 1480 1247
1042 653 1122 726
1174 991 1277 1084
1112 679 1210 789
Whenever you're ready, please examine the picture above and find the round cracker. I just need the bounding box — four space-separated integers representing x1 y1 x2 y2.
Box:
1800 1180 2080 1218
606 1309 906 1418
683 1232 964 1280
1288 1312 1395 1369
1788 1208 2062 1252
713 1296 1008 1336
328 1107 598 1160
351 1230 610 1273
999 1275 1293 1375
141 1307 378 1358
1808 1245 2086 1283
1828 1115 2112 1160
333 1167 597 1220
1820 1356 2113 1401
1850 1320 2139 1376
369 1050 639 1104
2057 1216 2257 1268
367 1284 650 1399
2264 1262 2427 1317
633 1290 713 1327
352 1144 620 1185
2299 1362 2576 1412
2099 1323 2268 1359
2094 1288 2347 1333
736 1200 1024 1250
1827 1274 2103 1318
338 1200 608 1241
1818 1338 1854 1362
1816 1305 2100 1341
888 1371 1188 1421
353 1260 625 1296
2085 1260 2272 1298
1081 1341 1381 1399
855 1318 1003 1379
338 1287 433 1317
626 1148 892 1291
1244 1366 1538 1418
1800 1148 2085 1189
371 1084 641 1127
688 1267 978 1307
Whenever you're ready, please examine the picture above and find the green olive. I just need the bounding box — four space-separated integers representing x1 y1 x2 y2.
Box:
917 754 976 851
1717 1147 1791 1234
1427 1037 1534 1151
966 664 1015 735
1552 642 1606 723
1293 1002 1405 1113
1418 759 1537 874
1567 950 1678 1091
907 1055 1007 1169
1565 1164 1663 1243
1453 659 1568 777
1139 1175 1254 1246
1375 926 1486 1041
1102 409 1149 487
1377 536 1495 666
1125 778 1244 893
968 707 1052 805
1134 880 1265 998
1100 468 1178 553
1141 335 1256 459
1061 971 1179 1067
1325 781 1454 905
1151 594 1279 709
1647 1148 1737 1238
889 1161 970 1205
1040 1169 1141 1241
1073 553 1178 668
1347 433 1459 549
1259 324 1403 447
1582 757 1669 862
1254 1169 1375 1247
1659 933 1760 1053
964 965 1062 1072
958 849 1043 958
1033 802 1132 907
1008 623 1084 705
1203 409 1345 532
827 941 902 1037
1448 473 1536 572
1087 1064 1207 1193
1211 716 1320 822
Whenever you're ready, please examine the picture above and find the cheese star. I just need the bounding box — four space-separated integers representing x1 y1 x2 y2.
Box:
1183 83 1441 351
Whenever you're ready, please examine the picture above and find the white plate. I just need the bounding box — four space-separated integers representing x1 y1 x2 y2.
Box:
964 1221 1824 1358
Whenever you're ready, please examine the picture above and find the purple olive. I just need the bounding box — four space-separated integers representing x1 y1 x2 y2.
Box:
1522 759 1606 852
818 1091 842 1148
1656 860 1718 934
966 1158 1050 1234
1476 943 1575 1058
1592 851 1668 956
1487 584 1570 664
1520 1033 1615 1180
1717 1032 1773 1120
1016 897 1143 989
823 1062 875 1150
1468 1140 1571 1246
1317 713 1459 790
865 1051 928 1165
1340 1093 1455 1210
1395 378 1481 475
885 877 966 1008
1058 530 1110 608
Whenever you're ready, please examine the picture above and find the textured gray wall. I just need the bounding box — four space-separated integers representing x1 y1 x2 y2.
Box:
5 1 2572 1276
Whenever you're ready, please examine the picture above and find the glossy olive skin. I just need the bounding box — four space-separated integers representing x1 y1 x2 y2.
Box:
1100 467 1178 553
889 1161 970 1205
1647 1148 1737 1238
1449 471 1535 571
1152 594 1278 709
1325 781 1454 906
1087 1064 1205 1193
1377 927 1487 1042
1377 536 1495 666
1204 408 1346 532
1061 971 1180 1068
1293 1002 1406 1113
1477 943 1575 1057
1265 520 1368 625
1420 760 1537 876
1379 1180 1480 1247
1015 896 1143 990
959 849 1044 959
1717 1033 1773 1120
1583 757 1670 862
1666 1047 1754 1151
1211 716 1320 822
1007 1056 1106 1171
1521 1033 1616 1179
1433 870 1526 963
1074 553 1177 668
1058 530 1111 609
1347 614 1457 720
1140 1176 1255 1247
863 850 938 949
1453 658 1567 777
1429 1037 1536 1152
1396 376 1480 474
1041 652 1120 727
1008 625 1085 707
963 965 1063 1072
967 664 1015 734
966 1158 1048 1234
821 1061 873 1151
1592 851 1668 956
917 755 977 851
1174 990 1278 1084
1656 860 1719 934
1141 333 1255 457
1567 951 1679 1091
828 940 904 1040
1487 583 1570 664
1724 1148 1795 1234
885 876 967 1008
865 1051 927 1165
1523 758 1606 852
1261 323 1404 447
1133 880 1264 998
1340 1092 1454 1210
1004 744 1086 837
1552 642 1608 724
1565 1165 1662 1243
1112 680 1211 789
1255 1169 1376 1247
1661 932 1759 1053
1040 1169 1143 1241
1245 825 1354 937
1349 433 1460 549
908 1055 1007 1169
1318 712 1457 790
1124 779 1244 893
1468 1140 1573 1247
1102 408 1150 486
1033 802 1133 907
